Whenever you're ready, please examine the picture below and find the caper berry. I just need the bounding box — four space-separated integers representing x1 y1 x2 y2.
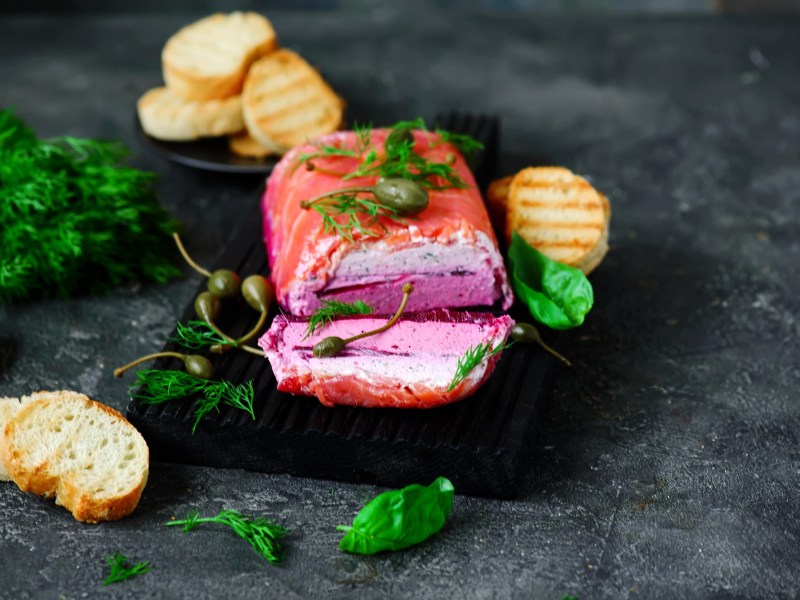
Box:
313 336 346 358
372 178 429 216
184 354 214 379
207 269 241 299
241 275 274 313
510 322 542 344
195 291 221 321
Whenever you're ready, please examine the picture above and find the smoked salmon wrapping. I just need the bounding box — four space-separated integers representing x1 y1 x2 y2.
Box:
261 128 513 316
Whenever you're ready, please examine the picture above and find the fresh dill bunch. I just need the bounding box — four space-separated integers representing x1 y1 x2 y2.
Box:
102 552 151 586
447 341 509 392
171 320 238 350
166 509 287 565
308 193 406 242
130 369 255 433
0 109 180 304
305 299 374 337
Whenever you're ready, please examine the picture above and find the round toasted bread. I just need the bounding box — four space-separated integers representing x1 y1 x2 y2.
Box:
242 49 344 154
162 11 277 101
499 167 610 274
137 86 244 141
228 130 273 158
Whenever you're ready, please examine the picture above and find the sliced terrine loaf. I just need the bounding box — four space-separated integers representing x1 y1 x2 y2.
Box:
259 310 513 409
261 128 513 316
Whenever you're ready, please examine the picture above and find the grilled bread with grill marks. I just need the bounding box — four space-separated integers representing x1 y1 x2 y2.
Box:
487 175 513 233
242 49 344 154
137 86 244 141
506 167 610 274
162 12 278 101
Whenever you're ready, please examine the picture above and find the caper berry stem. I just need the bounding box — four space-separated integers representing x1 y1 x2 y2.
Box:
343 282 413 344
537 339 572 367
114 351 186 377
300 186 375 209
236 309 268 345
173 233 212 278
313 283 414 358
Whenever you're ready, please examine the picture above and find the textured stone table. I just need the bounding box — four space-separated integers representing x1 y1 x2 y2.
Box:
1 12 799 599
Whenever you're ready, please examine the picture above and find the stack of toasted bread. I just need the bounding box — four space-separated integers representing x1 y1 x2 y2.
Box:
1 391 149 523
137 12 344 157
488 166 611 274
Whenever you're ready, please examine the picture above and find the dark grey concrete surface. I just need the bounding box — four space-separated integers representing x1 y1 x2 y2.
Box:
1 11 799 599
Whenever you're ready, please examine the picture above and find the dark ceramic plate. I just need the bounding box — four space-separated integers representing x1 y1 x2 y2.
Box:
134 114 278 174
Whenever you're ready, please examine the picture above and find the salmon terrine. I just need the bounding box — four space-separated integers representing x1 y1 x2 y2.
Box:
261 128 513 316
260 310 514 408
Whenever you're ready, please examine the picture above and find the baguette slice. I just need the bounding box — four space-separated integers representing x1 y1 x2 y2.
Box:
504 167 610 274
0 391 149 523
486 174 513 234
228 129 273 158
242 49 344 154
162 12 278 101
137 86 244 141
0 396 33 481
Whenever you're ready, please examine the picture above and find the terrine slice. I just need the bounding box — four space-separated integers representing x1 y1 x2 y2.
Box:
259 310 514 409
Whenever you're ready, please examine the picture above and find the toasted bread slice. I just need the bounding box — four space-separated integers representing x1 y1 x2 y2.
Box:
162 12 277 101
0 396 34 481
137 86 244 141
228 130 273 158
0 391 149 523
242 49 344 154
506 167 610 274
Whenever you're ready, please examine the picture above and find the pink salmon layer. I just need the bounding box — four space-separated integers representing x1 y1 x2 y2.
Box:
261 128 513 316
259 310 514 409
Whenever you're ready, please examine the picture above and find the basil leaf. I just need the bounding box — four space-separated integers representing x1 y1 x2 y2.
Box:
337 477 454 555
507 232 594 330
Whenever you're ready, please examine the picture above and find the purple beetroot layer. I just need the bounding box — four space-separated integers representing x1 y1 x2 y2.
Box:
259 309 514 409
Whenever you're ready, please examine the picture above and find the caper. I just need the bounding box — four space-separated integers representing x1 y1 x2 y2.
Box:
313 336 346 358
372 178 429 216
510 322 542 344
184 354 214 379
241 275 274 313
207 269 241 299
194 291 221 321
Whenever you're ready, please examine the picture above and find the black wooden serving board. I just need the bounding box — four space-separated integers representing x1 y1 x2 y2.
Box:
126 113 569 498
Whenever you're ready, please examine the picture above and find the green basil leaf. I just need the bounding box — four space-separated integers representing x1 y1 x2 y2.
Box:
337 477 454 555
507 232 594 330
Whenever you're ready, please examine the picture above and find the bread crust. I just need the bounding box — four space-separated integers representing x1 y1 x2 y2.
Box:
162 12 277 101
137 86 244 141
0 391 149 523
228 129 274 158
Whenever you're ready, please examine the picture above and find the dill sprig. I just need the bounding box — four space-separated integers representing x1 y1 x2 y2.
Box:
0 109 180 304
447 341 509 392
307 192 406 242
305 299 374 337
291 118 482 191
102 552 151 586
166 509 287 565
130 369 255 433
170 320 238 350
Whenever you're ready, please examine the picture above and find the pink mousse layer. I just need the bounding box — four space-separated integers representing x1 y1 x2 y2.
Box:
259 310 514 409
